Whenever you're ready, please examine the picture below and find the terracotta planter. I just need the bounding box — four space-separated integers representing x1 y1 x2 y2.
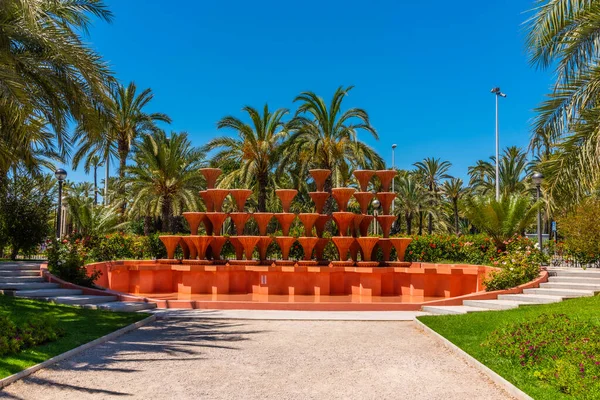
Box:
236 236 260 260
353 170 375 191
207 189 230 212
309 169 331 192
332 237 355 262
275 213 296 236
199 168 222 189
256 236 273 263
181 236 198 259
331 188 355 212
359 215 374 237
229 212 251 235
389 238 413 261
182 212 206 235
275 189 298 213
356 237 379 261
275 236 296 260
159 236 181 259
332 212 355 237
206 212 228 235
375 170 397 192
314 238 330 261
315 214 330 238
228 237 245 260
199 191 214 212
309 192 329 214
377 238 393 262
252 213 274 236
376 215 396 238
229 189 253 212
353 192 374 214
298 213 319 237
297 237 319 260
210 236 228 261
352 214 364 237
376 192 396 215
191 235 213 260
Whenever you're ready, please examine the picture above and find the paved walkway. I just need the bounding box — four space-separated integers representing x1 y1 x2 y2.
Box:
0 320 511 400
153 309 429 320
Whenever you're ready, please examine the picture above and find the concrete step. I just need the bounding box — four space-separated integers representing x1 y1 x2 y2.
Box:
15 288 82 297
422 305 491 315
549 269 600 278
548 276 600 284
0 264 40 271
0 270 39 277
86 302 157 312
0 276 44 283
497 293 563 304
463 299 526 310
0 282 59 290
46 295 118 305
523 288 596 298
540 282 600 292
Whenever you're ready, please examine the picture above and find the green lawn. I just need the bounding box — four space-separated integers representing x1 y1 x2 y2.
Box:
418 295 600 400
0 295 148 379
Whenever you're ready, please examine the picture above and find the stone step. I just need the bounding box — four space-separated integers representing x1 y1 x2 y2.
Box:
549 269 600 278
0 264 40 271
46 295 118 305
497 293 563 304
0 276 44 283
0 282 59 290
462 299 526 310
540 282 600 292
422 305 491 315
548 276 600 283
15 288 82 297
86 302 157 312
523 288 596 298
0 270 39 277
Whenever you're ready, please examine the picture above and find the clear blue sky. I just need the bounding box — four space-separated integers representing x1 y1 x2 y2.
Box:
64 0 552 184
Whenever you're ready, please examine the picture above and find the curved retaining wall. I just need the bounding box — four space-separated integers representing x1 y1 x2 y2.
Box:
76 260 548 310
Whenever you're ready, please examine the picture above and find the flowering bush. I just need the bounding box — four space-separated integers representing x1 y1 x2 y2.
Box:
47 238 99 287
483 313 600 398
483 250 541 291
0 314 64 356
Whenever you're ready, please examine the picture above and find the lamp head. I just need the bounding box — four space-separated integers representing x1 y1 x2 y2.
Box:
532 172 544 186
372 198 381 209
392 144 397 149
491 87 507 97
54 168 67 182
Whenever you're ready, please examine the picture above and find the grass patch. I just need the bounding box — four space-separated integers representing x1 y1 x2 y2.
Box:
0 295 147 379
419 295 600 399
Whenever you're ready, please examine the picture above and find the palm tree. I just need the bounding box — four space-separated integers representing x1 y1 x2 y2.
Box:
414 157 452 234
0 0 113 152
66 196 126 236
468 146 532 196
526 1 600 204
281 86 384 195
461 194 541 251
396 174 427 235
126 131 205 232
441 178 465 235
84 156 104 205
204 105 289 212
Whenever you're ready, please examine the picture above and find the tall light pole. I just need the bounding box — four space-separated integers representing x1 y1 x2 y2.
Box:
391 144 397 213
491 87 507 201
532 172 544 251
372 197 380 235
54 169 67 239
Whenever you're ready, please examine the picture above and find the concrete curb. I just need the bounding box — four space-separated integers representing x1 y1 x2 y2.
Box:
414 319 533 400
0 314 157 389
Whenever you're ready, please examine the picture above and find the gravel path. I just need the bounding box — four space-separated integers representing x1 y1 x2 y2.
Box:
0 320 511 400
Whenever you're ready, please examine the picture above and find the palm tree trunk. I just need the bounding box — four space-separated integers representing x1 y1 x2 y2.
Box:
257 171 268 212
118 140 128 216
144 215 152 235
406 213 412 235
161 198 171 232
453 200 459 235
93 165 98 206
104 156 109 205
418 210 423 235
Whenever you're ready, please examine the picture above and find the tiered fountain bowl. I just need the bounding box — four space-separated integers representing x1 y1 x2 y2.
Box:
230 189 252 211
298 213 319 237
275 189 297 213
331 237 355 266
353 169 375 191
191 236 213 264
229 212 250 235
377 238 393 265
309 169 331 192
257 236 273 264
275 236 296 265
353 192 374 214
253 213 273 236
315 214 330 238
356 237 380 267
297 237 319 265
199 191 214 212
206 212 228 235
159 236 180 262
331 188 355 211
314 238 330 263
376 192 396 215
375 170 397 192
275 213 296 236
233 236 260 265
376 215 396 238
332 212 355 237
181 236 198 260
207 189 229 212
389 238 413 266
182 212 206 235
210 236 228 263
309 192 329 214
200 168 222 189
359 215 374 237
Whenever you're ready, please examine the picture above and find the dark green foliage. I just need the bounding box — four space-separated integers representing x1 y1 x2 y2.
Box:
47 238 99 287
0 313 64 357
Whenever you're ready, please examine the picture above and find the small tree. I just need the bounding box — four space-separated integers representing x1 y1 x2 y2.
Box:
0 175 53 259
556 198 600 265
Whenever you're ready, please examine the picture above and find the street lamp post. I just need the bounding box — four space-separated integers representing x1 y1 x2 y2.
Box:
54 169 67 239
372 197 380 235
491 87 507 201
532 172 544 251
391 144 397 213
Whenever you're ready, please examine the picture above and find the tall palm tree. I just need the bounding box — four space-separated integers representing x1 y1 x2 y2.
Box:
526 0 600 205
468 146 533 197
83 156 104 205
0 0 113 152
441 178 465 235
396 174 427 235
204 105 289 212
414 157 452 234
280 86 384 195
126 131 205 232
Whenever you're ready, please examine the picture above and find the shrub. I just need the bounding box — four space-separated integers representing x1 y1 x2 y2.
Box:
47 238 99 287
0 314 64 356
483 250 541 291
556 198 600 266
483 313 600 399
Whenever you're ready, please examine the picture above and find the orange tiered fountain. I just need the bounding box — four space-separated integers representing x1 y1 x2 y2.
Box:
230 189 252 211
353 169 375 191
199 168 222 189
